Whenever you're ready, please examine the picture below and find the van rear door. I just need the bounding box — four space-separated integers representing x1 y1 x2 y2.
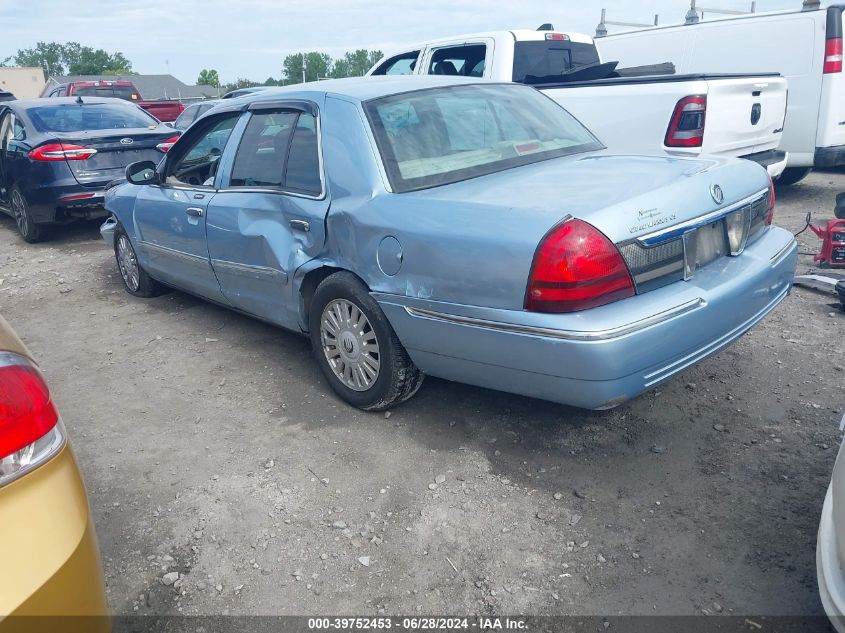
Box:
815 5 845 166
700 75 788 156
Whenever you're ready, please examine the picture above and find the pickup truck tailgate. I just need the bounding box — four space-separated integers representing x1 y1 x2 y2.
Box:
702 76 787 155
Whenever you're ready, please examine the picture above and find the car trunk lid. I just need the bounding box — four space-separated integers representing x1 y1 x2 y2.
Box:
51 129 173 188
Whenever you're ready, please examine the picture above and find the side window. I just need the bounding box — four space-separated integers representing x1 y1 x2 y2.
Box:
428 44 487 77
230 111 298 188
372 51 420 75
12 118 25 141
57 87 67 97
173 105 198 131
228 110 321 196
166 115 239 187
284 113 321 195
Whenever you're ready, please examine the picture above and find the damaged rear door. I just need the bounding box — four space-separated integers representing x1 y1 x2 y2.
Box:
206 98 328 329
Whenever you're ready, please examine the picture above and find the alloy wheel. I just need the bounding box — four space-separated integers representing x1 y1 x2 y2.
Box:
320 298 381 392
116 234 141 292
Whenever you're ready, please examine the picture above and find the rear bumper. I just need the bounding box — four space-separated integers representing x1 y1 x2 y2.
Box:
24 181 108 224
741 149 788 179
376 226 797 409
815 144 845 169
0 445 108 618
818 486 845 633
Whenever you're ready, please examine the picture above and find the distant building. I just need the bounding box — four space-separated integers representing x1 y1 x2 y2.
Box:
0 67 46 99
41 74 218 101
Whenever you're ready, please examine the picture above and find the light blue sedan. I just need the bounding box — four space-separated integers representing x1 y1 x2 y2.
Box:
102 76 797 411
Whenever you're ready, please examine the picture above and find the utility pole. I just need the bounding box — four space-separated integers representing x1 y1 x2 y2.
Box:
302 55 307 84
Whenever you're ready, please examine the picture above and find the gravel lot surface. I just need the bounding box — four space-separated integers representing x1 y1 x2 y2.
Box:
1 170 844 618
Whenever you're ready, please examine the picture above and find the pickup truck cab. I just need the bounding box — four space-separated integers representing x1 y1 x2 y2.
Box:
369 29 789 177
595 3 845 186
43 80 185 123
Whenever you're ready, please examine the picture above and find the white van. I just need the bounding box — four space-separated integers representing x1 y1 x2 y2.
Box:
596 3 845 185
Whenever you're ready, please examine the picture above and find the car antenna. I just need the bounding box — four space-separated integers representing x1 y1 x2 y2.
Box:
537 23 554 31
76 95 83 104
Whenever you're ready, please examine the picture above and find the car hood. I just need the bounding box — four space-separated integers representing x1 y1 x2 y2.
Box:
400 151 770 244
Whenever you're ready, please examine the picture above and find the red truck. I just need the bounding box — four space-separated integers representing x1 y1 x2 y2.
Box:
41 80 185 122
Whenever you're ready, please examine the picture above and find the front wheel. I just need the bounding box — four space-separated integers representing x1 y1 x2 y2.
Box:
114 226 165 297
309 272 425 411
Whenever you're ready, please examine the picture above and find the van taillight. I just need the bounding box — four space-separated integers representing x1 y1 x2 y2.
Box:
824 37 843 74
0 353 64 485
665 95 707 148
525 219 635 313
28 143 97 161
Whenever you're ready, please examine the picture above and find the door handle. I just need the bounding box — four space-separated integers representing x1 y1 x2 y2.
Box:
289 219 310 232
185 207 204 217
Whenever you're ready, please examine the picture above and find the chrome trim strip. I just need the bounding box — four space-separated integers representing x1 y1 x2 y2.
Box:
403 298 705 342
769 237 797 267
638 189 768 246
211 259 288 284
140 241 209 265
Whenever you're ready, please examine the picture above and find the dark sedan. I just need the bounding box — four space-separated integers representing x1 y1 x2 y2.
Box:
0 97 179 242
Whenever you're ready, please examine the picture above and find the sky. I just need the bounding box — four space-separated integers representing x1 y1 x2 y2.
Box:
0 0 804 84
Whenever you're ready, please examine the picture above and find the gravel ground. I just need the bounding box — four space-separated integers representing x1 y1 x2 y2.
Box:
0 169 844 618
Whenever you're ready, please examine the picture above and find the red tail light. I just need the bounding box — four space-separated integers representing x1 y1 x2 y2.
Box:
765 176 776 225
0 354 59 461
156 135 180 153
525 219 635 313
824 37 843 74
29 143 97 161
545 33 570 41
665 95 707 148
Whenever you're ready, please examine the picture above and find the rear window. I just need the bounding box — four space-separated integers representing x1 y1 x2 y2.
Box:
73 85 139 101
365 83 602 193
512 41 600 84
27 103 158 132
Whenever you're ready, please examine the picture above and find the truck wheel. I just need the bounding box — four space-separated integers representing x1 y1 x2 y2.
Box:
776 167 811 187
309 272 425 411
114 226 165 297
10 187 43 243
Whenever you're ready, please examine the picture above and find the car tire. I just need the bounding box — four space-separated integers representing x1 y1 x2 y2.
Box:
114 225 165 298
10 186 43 243
776 167 812 187
309 271 425 411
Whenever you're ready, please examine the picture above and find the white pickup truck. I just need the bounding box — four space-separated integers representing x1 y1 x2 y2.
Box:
367 28 789 177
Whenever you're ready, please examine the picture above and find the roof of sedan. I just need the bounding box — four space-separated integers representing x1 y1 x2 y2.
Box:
5 96 142 109
227 75 487 105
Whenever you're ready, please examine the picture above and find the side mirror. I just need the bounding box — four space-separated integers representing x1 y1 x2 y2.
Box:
835 192 845 220
126 161 159 185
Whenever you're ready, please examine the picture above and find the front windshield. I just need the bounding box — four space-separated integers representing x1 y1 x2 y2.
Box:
365 83 603 193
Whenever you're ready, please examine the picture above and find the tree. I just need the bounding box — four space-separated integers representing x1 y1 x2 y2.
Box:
8 41 132 77
263 76 280 86
221 77 260 93
282 51 332 84
329 49 385 79
13 42 66 76
197 69 220 88
68 47 132 75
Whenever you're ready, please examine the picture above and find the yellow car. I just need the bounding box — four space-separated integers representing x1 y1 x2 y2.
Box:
0 314 108 623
